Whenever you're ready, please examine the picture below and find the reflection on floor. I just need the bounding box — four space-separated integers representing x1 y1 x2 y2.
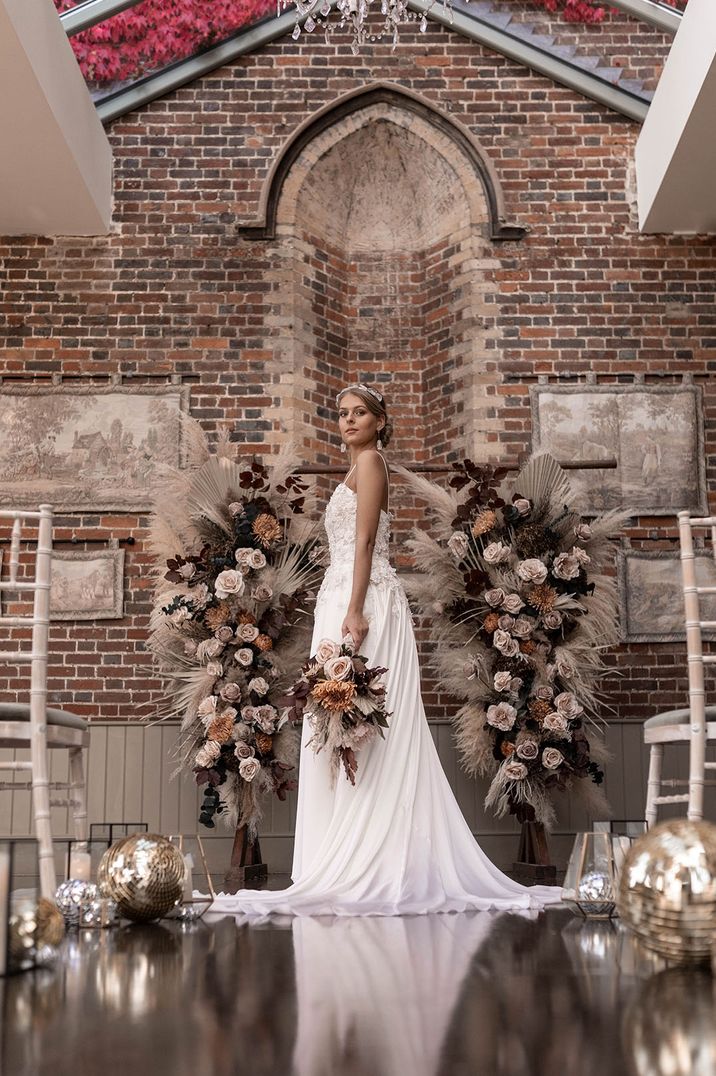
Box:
2 907 715 1076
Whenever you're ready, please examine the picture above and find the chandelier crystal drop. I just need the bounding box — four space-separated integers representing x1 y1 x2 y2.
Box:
278 0 445 55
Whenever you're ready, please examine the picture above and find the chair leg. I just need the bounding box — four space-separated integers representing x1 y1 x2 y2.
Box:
68 746 88 843
645 744 663 830
688 724 706 822
30 748 56 900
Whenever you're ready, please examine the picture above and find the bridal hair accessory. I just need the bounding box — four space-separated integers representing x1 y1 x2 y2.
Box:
282 637 391 785
336 383 384 406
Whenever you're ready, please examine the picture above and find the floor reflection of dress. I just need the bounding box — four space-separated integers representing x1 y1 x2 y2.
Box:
291 912 496 1076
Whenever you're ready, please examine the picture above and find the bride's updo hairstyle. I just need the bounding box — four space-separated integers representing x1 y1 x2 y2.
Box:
335 383 393 447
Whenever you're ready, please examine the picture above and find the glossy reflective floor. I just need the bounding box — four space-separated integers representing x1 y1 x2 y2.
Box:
2 906 715 1076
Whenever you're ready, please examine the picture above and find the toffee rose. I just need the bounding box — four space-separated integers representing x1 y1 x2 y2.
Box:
554 692 583 719
512 617 533 639
484 588 506 608
206 661 223 678
503 593 525 615
252 583 273 603
493 630 519 658
516 738 539 761
503 760 528 781
234 648 254 667
483 542 511 566
240 706 257 725
197 638 225 662
542 611 563 631
214 625 234 643
220 682 241 703
447 532 469 559
486 702 517 731
195 741 221 769
315 639 340 665
542 747 564 770
542 711 571 738
324 655 353 681
249 549 267 570
215 569 245 599
255 704 278 733
234 741 255 760
248 676 269 697
552 552 580 581
236 623 260 642
239 757 261 782
493 671 514 692
574 523 592 541
517 559 548 584
497 614 515 632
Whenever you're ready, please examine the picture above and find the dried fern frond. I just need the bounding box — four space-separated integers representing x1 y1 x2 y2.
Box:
393 464 463 540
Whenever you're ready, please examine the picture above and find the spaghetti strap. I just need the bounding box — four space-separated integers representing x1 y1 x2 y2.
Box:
378 452 390 515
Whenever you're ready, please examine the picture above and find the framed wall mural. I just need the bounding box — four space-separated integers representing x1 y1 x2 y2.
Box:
530 384 706 516
0 384 190 511
49 548 125 622
618 546 716 643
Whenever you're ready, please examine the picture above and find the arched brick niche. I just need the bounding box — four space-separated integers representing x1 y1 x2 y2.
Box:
245 85 520 475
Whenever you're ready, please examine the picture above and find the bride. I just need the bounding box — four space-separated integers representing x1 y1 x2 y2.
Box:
211 384 563 916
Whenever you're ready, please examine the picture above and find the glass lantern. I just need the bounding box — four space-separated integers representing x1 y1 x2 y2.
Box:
563 831 630 919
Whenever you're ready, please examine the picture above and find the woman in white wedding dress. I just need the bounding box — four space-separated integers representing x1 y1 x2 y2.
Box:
211 384 562 916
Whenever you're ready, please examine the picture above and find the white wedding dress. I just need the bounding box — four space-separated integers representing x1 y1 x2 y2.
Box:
210 465 563 917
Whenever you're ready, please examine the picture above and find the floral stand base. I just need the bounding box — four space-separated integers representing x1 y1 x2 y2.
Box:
222 825 267 893
512 821 558 885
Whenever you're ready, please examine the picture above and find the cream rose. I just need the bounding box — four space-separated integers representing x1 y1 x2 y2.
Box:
513 498 532 517
234 648 254 667
234 741 255 760
236 623 259 643
255 704 277 733
447 532 469 559
206 661 224 678
493 630 519 658
503 593 525 615
195 740 221 769
484 588 506 608
535 685 554 701
220 682 241 703
486 702 517 731
517 559 548 584
197 637 225 662
228 501 244 517
573 545 591 568
542 747 564 770
213 625 233 644
248 676 269 697
542 711 571 738
554 691 583 719
170 606 191 626
197 695 219 721
315 639 340 665
239 757 261 782
552 552 580 581
555 656 575 680
574 523 592 542
215 569 245 599
483 542 511 566
324 655 353 681
493 671 514 692
504 760 528 781
542 611 563 631
241 706 257 725
252 583 273 603
184 639 198 657
512 617 533 639
249 549 267 570
178 562 196 581
497 614 515 632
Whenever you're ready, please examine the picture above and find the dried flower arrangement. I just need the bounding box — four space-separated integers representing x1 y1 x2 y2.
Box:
401 453 628 829
148 426 326 836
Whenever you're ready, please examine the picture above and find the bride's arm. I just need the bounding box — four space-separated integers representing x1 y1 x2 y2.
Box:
341 450 387 651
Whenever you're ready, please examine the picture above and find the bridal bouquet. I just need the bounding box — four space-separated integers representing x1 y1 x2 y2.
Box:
148 430 327 835
282 638 391 785
403 454 629 829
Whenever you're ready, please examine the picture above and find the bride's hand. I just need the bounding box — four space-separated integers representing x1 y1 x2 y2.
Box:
341 610 369 653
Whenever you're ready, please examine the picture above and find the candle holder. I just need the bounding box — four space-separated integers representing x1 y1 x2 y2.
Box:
563 831 630 919
164 835 215 921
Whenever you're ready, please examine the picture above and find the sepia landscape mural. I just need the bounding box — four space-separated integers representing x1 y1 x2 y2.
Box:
0 385 189 510
618 547 716 642
49 549 125 621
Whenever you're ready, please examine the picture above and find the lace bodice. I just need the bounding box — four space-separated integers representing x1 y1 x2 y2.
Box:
315 483 411 618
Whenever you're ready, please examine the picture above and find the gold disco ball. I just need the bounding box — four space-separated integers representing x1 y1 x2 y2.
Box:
617 818 716 965
97 833 185 923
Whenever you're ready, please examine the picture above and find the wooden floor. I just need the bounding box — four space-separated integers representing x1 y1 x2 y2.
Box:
3 904 711 1076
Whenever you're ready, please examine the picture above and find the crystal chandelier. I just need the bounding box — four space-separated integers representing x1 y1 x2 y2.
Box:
278 0 440 55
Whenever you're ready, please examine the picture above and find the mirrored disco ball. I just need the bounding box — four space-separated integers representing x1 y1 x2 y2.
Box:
97 833 185 923
617 819 716 965
55 879 98 928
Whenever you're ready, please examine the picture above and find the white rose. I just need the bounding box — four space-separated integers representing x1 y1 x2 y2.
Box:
516 738 539 761
542 747 564 770
234 648 254 667
324 655 353 681
178 562 196 580
235 548 253 567
239 757 261 782
447 532 469 559
248 676 269 697
513 498 531 516
315 639 340 665
493 630 519 658
248 549 267 570
228 501 244 517
552 552 580 581
214 625 234 643
170 606 191 626
493 671 514 692
503 593 525 615
252 583 273 602
237 623 259 642
484 588 506 608
554 691 583 719
483 542 511 566
517 559 548 584
195 740 221 769
512 617 533 639
215 569 245 599
220 682 241 703
486 702 517 731
503 760 528 781
542 711 571 739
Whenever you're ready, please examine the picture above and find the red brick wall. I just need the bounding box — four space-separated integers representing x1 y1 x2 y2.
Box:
1 21 715 727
